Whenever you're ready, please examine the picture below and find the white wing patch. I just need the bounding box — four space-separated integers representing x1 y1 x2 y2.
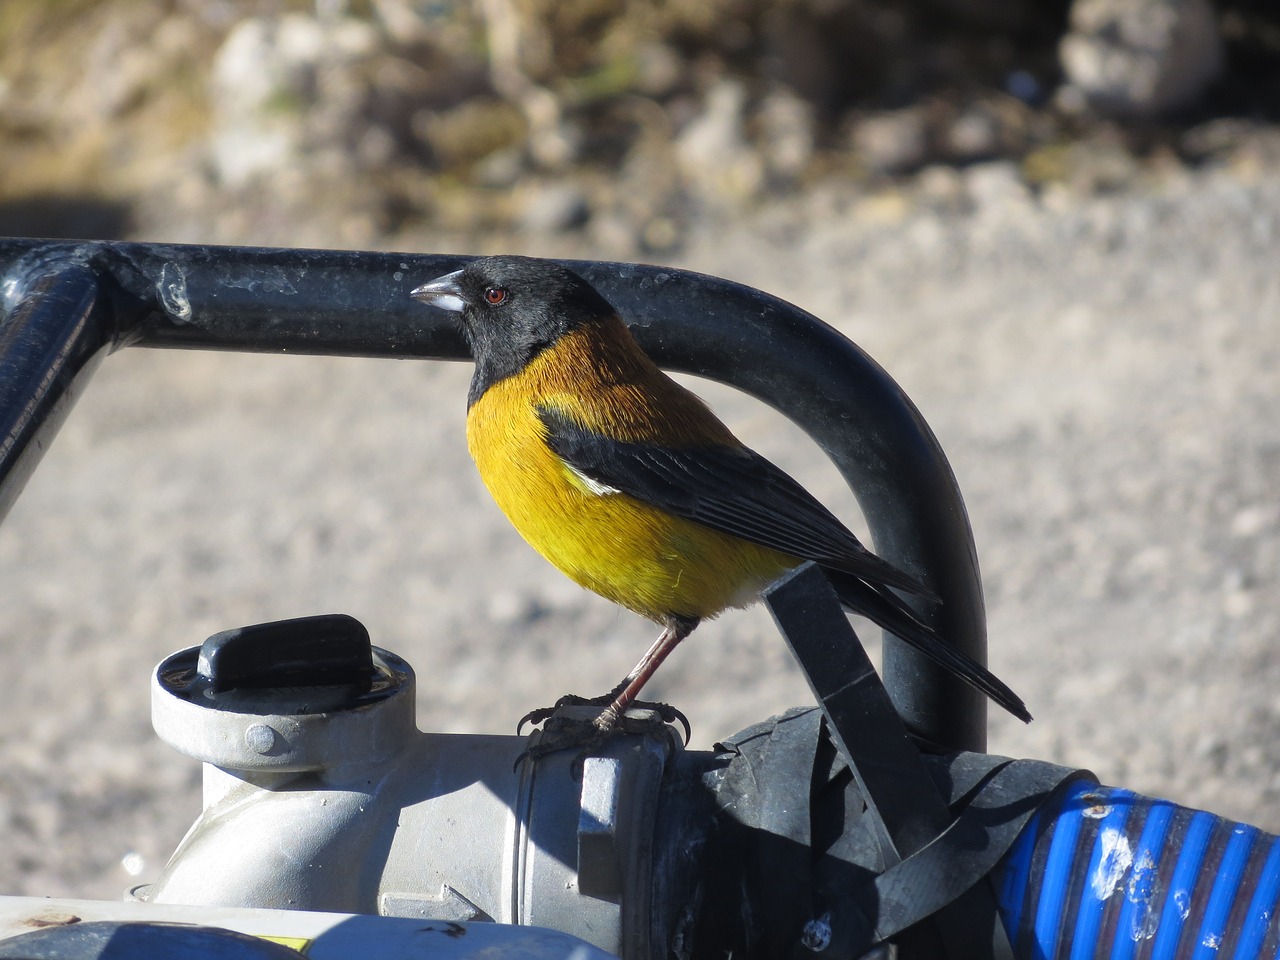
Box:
562 460 622 496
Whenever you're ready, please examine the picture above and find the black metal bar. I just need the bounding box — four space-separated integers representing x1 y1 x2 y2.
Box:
0 260 113 522
0 238 988 751
764 562 952 858
764 563 1016 960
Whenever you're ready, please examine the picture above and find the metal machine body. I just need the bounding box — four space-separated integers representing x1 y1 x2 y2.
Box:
144 617 668 956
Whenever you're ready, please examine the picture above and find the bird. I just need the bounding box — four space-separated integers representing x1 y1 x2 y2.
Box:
411 255 1030 749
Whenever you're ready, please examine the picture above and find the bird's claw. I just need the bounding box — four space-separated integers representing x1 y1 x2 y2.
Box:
516 694 597 736
512 701 688 774
640 700 691 744
516 695 691 744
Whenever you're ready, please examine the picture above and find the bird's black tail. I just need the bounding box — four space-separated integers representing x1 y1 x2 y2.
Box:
822 568 1032 724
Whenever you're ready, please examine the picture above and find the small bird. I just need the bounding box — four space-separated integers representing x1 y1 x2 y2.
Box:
412 256 1030 746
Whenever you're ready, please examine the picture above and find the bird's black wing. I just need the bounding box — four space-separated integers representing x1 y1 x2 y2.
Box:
537 407 935 599
823 568 1031 722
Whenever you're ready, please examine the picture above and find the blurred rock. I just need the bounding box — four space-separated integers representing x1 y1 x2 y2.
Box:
1058 0 1223 117
208 13 383 187
411 98 528 172
964 160 1033 213
946 104 1003 162
0 1 215 217
518 180 590 233
638 216 681 254
0 0 1274 250
916 164 971 214
589 125 686 256
478 0 577 169
1180 118 1280 180
632 42 685 99
369 0 435 45
472 147 526 188
852 108 929 175
675 80 764 204
945 97 1039 165
758 90 816 183
1024 131 1142 203
69 12 200 128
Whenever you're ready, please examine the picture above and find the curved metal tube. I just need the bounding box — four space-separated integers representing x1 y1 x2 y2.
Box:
0 261 111 521
0 239 988 751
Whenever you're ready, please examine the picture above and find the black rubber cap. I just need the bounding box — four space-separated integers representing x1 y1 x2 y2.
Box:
197 614 374 694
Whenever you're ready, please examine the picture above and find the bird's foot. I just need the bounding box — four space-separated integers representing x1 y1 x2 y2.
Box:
514 702 686 773
517 694 690 744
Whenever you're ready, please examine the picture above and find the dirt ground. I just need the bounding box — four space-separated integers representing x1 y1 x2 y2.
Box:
0 157 1278 902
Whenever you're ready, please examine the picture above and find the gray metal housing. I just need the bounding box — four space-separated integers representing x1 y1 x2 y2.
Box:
148 644 670 959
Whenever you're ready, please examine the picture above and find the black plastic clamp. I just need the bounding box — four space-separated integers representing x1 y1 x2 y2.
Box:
762 563 1087 958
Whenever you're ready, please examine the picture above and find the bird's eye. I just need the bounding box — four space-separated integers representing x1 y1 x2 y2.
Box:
484 287 508 305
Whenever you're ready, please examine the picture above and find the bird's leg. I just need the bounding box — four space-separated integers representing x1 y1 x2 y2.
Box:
592 615 697 735
516 615 698 761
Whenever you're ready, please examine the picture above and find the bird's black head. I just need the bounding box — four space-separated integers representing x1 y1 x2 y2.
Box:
412 255 617 406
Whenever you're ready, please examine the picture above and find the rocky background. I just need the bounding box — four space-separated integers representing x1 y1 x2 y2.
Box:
4 0 1277 250
2 0 1280 905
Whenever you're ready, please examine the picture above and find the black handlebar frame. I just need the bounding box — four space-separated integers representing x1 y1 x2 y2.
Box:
0 238 989 751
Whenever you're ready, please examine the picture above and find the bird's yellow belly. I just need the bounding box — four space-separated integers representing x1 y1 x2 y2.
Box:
467 390 794 624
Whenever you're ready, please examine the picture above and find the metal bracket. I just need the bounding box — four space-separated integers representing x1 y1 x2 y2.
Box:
764 562 1016 959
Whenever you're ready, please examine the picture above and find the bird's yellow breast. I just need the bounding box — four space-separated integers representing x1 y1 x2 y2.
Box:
465 322 795 623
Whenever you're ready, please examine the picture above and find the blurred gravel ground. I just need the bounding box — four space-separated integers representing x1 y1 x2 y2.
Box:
1 161 1278 900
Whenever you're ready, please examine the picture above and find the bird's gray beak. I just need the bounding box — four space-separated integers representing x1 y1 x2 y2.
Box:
410 269 466 313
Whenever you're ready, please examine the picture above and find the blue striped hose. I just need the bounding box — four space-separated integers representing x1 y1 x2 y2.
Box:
995 781 1280 958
